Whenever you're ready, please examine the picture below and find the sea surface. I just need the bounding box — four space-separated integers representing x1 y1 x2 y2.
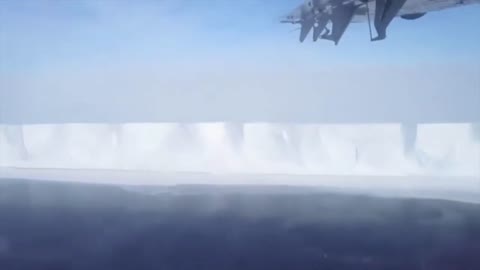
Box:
0 178 479 269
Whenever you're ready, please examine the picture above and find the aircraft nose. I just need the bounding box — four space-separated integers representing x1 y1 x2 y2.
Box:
279 15 290 23
279 14 296 24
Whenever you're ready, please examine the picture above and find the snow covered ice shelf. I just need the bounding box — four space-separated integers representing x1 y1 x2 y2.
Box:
1 123 479 177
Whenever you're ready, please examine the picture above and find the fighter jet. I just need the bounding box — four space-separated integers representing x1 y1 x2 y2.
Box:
280 0 480 45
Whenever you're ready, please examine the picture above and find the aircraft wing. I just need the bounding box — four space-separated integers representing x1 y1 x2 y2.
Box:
299 17 316 42
321 3 359 45
350 0 480 23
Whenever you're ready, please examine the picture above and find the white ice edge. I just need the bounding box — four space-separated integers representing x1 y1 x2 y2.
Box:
1 123 479 177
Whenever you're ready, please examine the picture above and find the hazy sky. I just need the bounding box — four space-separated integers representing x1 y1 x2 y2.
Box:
1 0 479 124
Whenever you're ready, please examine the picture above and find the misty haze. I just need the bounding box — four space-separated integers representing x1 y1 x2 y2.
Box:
1 0 479 269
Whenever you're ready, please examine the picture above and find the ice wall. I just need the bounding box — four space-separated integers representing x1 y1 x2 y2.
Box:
1 123 479 176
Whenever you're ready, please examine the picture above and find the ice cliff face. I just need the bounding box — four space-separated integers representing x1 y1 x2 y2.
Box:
1 123 479 176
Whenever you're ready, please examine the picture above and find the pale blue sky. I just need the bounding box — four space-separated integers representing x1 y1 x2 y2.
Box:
1 0 479 123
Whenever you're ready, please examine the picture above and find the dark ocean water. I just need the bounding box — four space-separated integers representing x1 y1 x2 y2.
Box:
0 179 479 270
